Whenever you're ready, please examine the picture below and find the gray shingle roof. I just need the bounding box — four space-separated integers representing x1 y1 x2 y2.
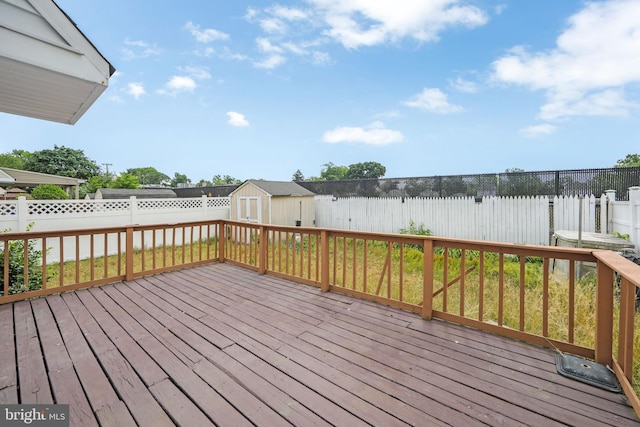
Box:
246 180 315 197
96 188 177 199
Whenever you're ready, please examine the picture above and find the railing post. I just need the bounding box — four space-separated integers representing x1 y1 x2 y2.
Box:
320 230 330 293
218 221 226 262
422 238 434 320
595 258 614 366
258 225 267 274
125 226 134 281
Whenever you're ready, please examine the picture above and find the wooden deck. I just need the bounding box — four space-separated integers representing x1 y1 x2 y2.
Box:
0 263 637 426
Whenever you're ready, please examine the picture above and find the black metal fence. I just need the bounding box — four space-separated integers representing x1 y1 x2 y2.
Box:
298 167 640 201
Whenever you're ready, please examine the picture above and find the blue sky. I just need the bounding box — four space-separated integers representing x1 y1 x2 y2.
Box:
3 0 640 183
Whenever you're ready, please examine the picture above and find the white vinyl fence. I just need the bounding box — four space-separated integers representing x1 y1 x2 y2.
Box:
0 195 231 232
0 196 231 262
608 187 640 251
315 194 600 246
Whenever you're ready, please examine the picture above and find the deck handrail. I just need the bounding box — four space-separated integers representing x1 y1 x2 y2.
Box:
2 219 640 415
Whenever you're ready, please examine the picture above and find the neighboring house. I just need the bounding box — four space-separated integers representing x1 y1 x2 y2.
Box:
173 185 240 198
0 167 85 198
95 188 177 199
230 180 315 227
5 188 28 200
0 0 115 124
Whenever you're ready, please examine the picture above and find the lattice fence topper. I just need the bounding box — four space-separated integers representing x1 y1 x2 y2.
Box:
27 200 131 215
208 197 231 208
137 199 203 210
0 202 16 216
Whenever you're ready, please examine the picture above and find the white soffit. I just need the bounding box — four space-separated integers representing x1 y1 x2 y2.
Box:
0 0 114 124
0 168 15 183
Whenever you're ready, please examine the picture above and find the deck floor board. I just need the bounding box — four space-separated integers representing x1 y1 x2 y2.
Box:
4 263 639 426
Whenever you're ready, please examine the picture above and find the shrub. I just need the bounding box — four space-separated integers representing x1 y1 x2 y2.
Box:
30 184 69 200
0 225 46 295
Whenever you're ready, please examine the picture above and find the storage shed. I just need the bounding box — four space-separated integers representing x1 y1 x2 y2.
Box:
230 180 315 227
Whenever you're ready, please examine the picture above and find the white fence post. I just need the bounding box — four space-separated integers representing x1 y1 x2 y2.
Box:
201 195 208 219
629 186 640 251
130 196 138 224
17 196 28 231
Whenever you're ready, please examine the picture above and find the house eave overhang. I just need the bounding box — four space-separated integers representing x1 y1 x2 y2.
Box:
0 0 115 125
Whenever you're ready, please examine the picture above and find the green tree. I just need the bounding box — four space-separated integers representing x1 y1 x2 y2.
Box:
319 162 348 180
195 179 213 187
615 154 640 168
30 184 69 200
0 224 45 295
212 174 241 184
24 145 100 179
345 161 386 180
170 172 190 187
111 173 140 189
84 175 113 195
292 169 305 182
498 168 552 197
125 167 170 186
0 149 32 170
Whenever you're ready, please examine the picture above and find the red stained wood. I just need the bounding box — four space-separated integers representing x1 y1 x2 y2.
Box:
5 263 638 427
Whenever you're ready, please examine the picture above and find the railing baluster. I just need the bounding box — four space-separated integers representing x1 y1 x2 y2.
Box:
542 258 549 337
498 253 504 326
42 237 47 290
460 249 466 317
443 248 449 313
520 255 525 331
478 250 484 322
569 260 575 343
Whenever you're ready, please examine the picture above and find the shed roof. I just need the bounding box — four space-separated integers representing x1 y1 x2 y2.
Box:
0 0 115 124
238 180 315 197
0 167 84 187
95 188 177 199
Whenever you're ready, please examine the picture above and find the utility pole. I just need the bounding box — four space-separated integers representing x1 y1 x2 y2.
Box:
102 163 112 179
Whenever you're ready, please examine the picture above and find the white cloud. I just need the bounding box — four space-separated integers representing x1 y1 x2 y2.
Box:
310 51 332 65
520 124 557 138
491 0 640 121
122 39 161 60
449 77 478 94
311 0 488 48
404 88 464 113
127 82 146 100
157 76 197 95
254 54 286 69
259 18 286 33
184 21 229 43
227 111 250 127
271 5 307 21
323 121 404 145
256 37 284 53
179 66 212 80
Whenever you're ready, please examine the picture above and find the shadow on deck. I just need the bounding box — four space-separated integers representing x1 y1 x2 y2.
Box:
0 263 637 426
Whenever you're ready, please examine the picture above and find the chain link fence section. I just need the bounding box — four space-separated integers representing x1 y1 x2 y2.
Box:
298 167 640 200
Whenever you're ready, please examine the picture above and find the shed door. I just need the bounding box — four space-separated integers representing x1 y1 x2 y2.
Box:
238 196 261 223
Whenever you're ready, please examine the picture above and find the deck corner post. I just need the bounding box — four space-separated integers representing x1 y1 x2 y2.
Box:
320 230 330 293
125 226 134 281
258 225 267 275
595 259 614 366
218 221 226 263
422 238 434 320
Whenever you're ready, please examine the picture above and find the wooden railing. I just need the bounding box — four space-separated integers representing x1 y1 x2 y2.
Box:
2 219 640 415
